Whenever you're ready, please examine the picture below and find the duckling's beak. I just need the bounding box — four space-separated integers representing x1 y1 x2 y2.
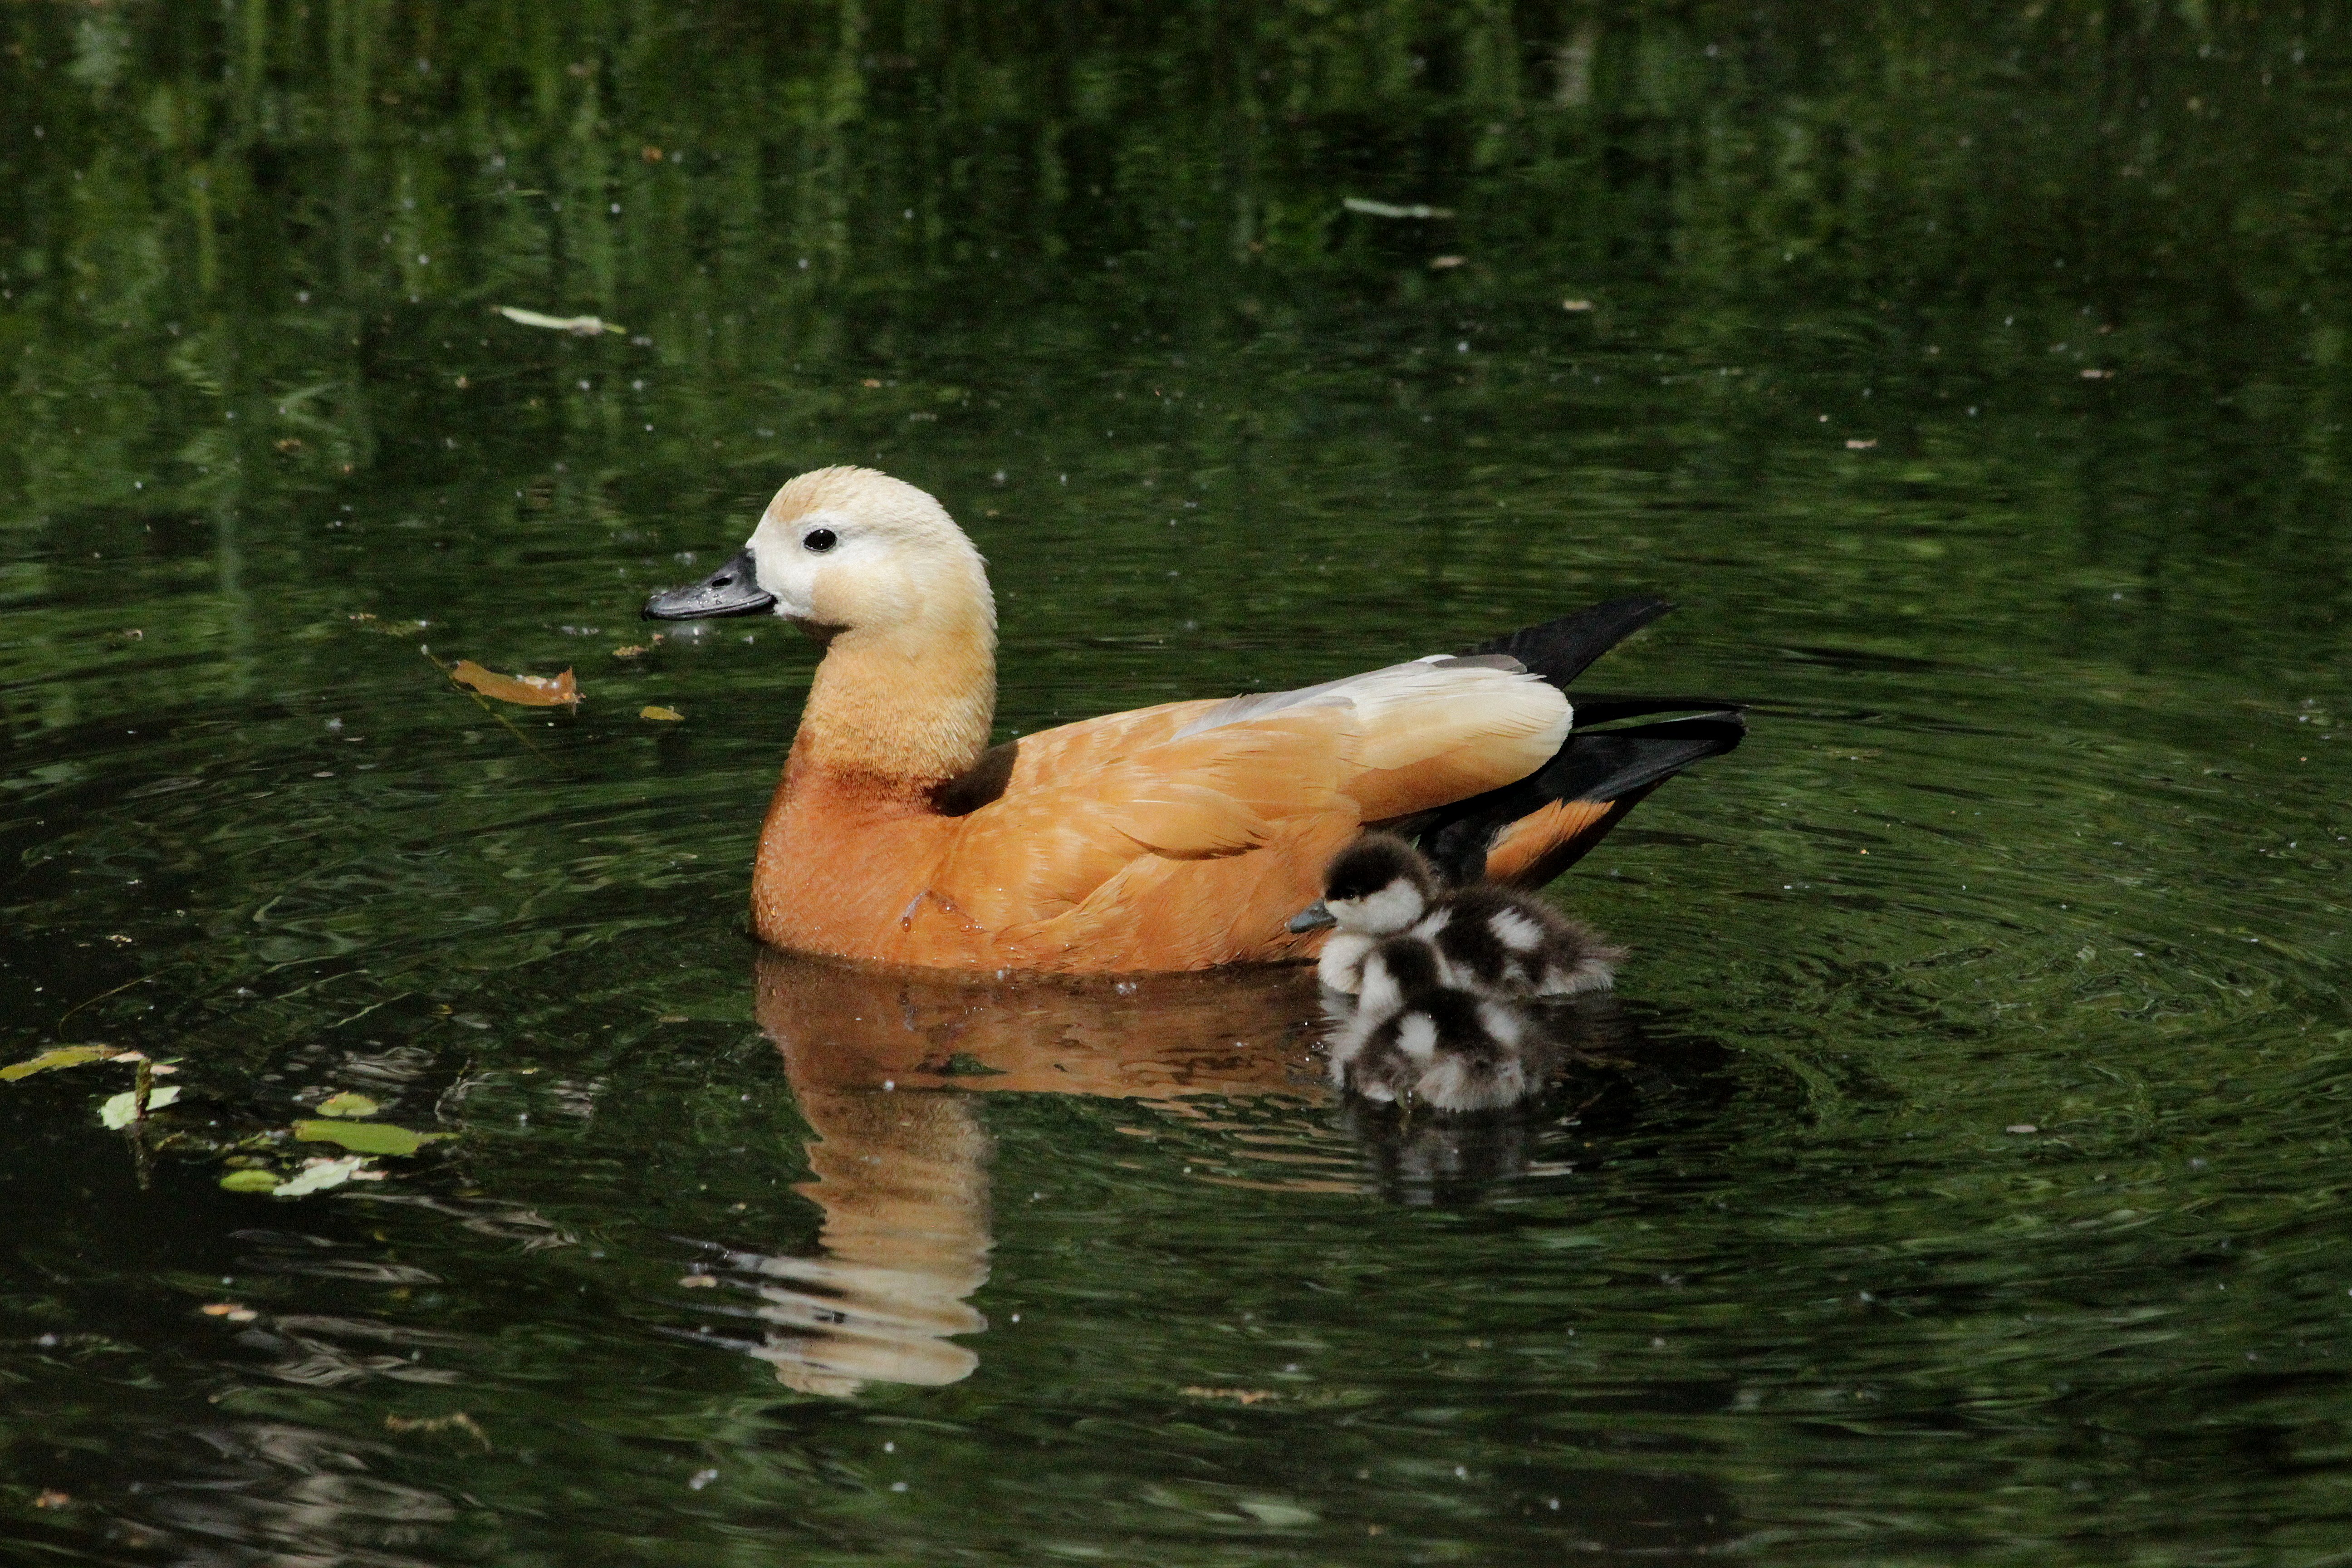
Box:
643 548 775 620
1287 901 1337 935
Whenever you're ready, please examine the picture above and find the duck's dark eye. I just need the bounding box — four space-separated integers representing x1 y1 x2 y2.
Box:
804 528 838 554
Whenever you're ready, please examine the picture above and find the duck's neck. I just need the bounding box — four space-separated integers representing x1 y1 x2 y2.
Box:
787 603 997 795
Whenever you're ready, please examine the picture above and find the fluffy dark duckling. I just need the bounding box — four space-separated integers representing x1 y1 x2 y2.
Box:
1292 832 1625 999
1327 934 1544 1112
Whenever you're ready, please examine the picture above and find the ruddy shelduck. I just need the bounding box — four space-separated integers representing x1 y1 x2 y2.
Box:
644 466 1743 974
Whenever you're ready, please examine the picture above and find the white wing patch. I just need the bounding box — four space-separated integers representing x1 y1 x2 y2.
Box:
1173 655 1568 744
1490 909 1545 952
1394 1013 1439 1063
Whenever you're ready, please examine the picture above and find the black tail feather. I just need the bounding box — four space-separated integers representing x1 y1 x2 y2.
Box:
1563 692 1749 727
1530 713 1748 806
1420 711 1746 885
1468 597 1674 690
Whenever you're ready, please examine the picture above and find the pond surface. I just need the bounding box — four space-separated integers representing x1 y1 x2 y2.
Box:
4 4 2350 1563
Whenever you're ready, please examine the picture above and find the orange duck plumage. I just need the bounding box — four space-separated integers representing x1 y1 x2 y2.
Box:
643 466 1743 974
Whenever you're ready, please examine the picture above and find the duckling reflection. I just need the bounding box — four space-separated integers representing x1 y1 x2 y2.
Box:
1330 977 1642 1205
735 948 1326 1396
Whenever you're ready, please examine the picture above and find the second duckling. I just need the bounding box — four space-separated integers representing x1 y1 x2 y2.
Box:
1291 832 1625 999
1328 934 1547 1112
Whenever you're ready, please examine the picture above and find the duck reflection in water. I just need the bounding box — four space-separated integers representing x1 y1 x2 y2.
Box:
733 945 1635 1396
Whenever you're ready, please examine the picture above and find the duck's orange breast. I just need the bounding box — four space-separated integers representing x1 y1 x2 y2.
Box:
750 762 980 965
750 751 1347 973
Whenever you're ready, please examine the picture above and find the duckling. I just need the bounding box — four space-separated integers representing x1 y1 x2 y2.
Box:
1297 833 1441 994
1328 934 1547 1112
1294 833 1626 999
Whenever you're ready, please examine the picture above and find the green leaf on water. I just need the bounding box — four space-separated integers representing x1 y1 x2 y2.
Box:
293 1119 453 1156
3 1045 124 1082
274 1156 368 1196
316 1092 380 1118
219 1169 282 1193
98 1086 180 1129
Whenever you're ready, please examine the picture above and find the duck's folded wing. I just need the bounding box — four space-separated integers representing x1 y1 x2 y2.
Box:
933 658 1569 926
931 715 1345 925
1279 655 1572 821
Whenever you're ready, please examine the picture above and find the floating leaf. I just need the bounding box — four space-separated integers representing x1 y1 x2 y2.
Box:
639 705 684 722
497 304 625 336
220 1169 282 1193
98 1085 180 1129
449 661 579 708
316 1092 380 1118
2 1045 123 1082
274 1156 368 1196
294 1119 454 1156
199 1302 260 1321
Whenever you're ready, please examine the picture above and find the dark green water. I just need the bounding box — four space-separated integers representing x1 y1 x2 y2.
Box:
4 3 2350 1563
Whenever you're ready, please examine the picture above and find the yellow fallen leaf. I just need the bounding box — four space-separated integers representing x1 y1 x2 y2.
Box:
2 1045 124 1082
1562 298 1595 311
640 705 684 722
449 660 579 707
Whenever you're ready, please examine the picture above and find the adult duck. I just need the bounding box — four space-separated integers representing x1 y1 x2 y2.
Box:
643 466 1743 973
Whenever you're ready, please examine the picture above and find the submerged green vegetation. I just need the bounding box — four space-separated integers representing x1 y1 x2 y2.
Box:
3 3 2349 1564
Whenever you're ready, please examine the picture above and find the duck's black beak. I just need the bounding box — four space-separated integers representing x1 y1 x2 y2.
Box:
643 548 774 620
1286 901 1336 935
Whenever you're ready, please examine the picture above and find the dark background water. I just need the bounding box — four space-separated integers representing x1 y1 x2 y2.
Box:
3 2 2349 1563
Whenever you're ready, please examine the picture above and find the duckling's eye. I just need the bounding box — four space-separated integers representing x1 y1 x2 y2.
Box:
803 528 838 554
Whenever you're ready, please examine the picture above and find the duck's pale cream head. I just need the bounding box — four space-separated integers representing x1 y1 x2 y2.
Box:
644 467 1001 782
749 467 995 641
644 466 994 645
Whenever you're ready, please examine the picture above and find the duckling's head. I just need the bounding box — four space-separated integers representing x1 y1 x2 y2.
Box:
1289 833 1438 937
646 467 993 645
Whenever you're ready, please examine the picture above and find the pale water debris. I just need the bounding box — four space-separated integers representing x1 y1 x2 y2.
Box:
98 1086 179 1128
496 305 626 336
1342 197 1454 220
